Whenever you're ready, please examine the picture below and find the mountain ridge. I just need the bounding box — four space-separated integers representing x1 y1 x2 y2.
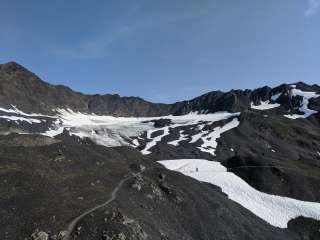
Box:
1 61 319 117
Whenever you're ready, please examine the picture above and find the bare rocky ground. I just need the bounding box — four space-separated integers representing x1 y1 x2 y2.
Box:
0 132 318 240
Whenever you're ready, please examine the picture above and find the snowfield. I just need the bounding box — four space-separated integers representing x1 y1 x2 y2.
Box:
0 106 52 118
46 109 240 153
140 112 240 155
284 88 320 119
251 101 280 110
196 118 240 156
249 86 319 119
158 159 320 228
0 115 42 124
0 105 48 124
0 107 242 154
168 130 188 146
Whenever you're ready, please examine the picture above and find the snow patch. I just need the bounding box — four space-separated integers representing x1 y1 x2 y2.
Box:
251 101 280 110
197 118 240 156
139 112 240 155
158 159 320 228
141 128 170 154
0 105 52 117
0 115 42 124
131 139 139 147
271 93 282 101
284 88 320 119
168 130 189 146
189 129 209 144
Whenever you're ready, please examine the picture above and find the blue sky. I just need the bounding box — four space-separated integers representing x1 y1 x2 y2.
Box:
0 0 319 103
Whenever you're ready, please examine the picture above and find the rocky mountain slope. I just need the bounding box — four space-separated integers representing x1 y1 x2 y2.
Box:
1 62 319 117
0 61 320 240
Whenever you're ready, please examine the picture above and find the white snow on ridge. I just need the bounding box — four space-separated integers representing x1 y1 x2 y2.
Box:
197 118 240 156
284 88 320 119
158 159 320 228
251 101 280 110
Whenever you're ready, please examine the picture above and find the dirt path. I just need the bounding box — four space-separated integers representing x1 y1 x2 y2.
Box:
61 167 150 240
60 162 290 239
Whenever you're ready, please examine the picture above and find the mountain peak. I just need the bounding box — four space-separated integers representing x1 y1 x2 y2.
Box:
0 61 40 84
0 61 27 72
0 62 318 117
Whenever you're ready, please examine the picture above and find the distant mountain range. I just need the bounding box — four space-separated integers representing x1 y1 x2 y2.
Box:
0 61 320 240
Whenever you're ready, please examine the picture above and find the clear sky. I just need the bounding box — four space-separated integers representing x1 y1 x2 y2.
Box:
0 0 319 103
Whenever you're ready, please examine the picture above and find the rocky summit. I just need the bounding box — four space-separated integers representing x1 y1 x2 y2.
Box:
0 62 320 240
